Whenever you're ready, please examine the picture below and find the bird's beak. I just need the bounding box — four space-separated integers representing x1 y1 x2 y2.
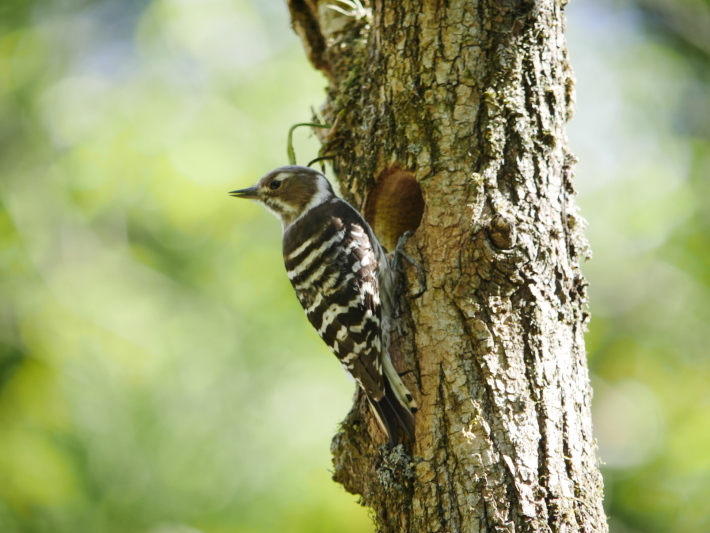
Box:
229 186 259 199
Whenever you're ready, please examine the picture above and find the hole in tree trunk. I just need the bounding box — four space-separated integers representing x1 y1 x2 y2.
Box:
364 168 424 252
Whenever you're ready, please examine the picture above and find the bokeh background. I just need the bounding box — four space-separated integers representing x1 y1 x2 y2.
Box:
0 0 708 531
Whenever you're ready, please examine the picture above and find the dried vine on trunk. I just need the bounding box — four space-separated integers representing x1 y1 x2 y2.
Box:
286 0 607 531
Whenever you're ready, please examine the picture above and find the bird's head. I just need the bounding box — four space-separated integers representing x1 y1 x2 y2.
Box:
230 165 336 228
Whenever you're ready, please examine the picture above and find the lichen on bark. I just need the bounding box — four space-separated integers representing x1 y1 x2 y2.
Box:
286 0 607 531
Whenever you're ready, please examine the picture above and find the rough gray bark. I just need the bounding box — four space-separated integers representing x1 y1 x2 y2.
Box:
286 1 607 531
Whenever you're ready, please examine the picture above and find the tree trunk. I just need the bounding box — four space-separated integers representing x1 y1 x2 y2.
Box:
286 1 607 531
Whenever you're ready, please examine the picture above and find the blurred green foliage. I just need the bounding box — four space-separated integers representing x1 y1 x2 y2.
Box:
569 1 710 532
1 0 709 532
0 0 371 531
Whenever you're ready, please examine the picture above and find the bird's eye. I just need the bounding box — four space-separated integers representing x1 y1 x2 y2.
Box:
269 180 282 190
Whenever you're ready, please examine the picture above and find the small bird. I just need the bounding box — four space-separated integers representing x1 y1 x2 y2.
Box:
230 165 416 445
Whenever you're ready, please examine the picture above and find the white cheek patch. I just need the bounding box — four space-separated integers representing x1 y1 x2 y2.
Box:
293 174 333 225
262 197 297 222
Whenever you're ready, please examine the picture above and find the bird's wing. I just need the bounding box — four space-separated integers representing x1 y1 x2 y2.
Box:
303 218 386 400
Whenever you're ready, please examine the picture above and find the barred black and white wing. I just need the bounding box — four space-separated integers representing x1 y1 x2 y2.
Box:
283 198 415 444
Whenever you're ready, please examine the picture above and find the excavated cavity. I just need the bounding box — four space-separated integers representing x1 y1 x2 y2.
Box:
364 168 424 252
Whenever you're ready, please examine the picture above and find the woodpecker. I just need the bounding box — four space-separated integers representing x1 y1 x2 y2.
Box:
230 165 416 445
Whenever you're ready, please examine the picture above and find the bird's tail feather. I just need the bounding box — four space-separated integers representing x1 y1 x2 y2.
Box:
383 354 418 413
369 375 416 446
